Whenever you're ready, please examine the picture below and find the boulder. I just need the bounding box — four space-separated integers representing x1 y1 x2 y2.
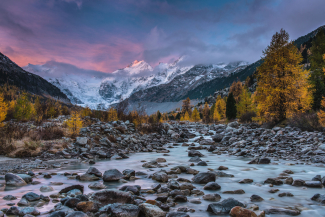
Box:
64 198 81 208
103 169 124 182
292 179 305 186
197 161 207 166
250 195 264 202
152 171 168 183
193 172 216 184
203 194 221 201
139 203 166 217
212 134 223 142
66 211 88 217
265 208 300 216
106 203 140 217
119 185 141 195
264 178 283 185
92 190 134 206
311 193 325 204
305 181 322 188
188 150 204 157
59 185 84 194
23 192 40 201
77 173 100 181
19 207 40 216
40 185 54 192
86 167 102 177
123 169 135 179
76 137 88 146
17 174 33 184
230 206 257 217
76 201 99 213
207 198 244 214
5 173 27 187
88 182 106 189
203 182 221 190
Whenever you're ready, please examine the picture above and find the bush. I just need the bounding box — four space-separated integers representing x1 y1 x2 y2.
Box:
288 112 322 132
29 127 65 141
115 126 125 134
138 123 165 134
107 135 117 143
239 111 256 123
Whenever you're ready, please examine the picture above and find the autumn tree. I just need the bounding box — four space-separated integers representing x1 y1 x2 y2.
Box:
212 105 221 122
229 80 243 103
107 107 118 122
237 88 253 118
255 29 312 122
181 111 190 121
226 92 237 120
202 102 210 123
81 106 92 117
309 29 325 110
65 111 83 135
0 94 8 126
14 93 35 121
191 107 200 122
182 97 192 116
34 97 44 123
215 95 226 119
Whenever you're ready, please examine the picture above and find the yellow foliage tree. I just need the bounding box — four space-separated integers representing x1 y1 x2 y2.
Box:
255 29 312 122
191 107 200 122
182 111 190 121
0 94 8 126
34 97 43 122
229 81 243 103
213 105 221 122
14 93 35 121
107 107 118 122
81 106 92 117
237 88 253 118
65 111 83 135
215 95 226 119
202 102 210 123
319 55 325 127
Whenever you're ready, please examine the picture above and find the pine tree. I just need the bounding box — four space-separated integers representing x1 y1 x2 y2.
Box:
212 105 221 122
157 110 162 121
237 88 253 118
182 97 192 116
65 111 83 135
226 92 237 120
191 107 200 122
255 29 312 122
0 94 8 126
215 95 226 119
175 112 181 120
309 29 325 110
107 107 118 122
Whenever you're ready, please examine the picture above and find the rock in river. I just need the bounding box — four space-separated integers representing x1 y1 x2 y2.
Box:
207 198 244 214
139 203 166 217
5 173 27 187
193 172 216 184
92 189 134 206
103 169 124 182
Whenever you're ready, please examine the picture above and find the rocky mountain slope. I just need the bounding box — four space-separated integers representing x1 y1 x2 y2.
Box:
0 52 70 103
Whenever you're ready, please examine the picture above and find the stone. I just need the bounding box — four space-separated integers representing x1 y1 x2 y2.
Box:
207 198 244 214
86 167 102 177
66 211 88 217
197 161 207 166
156 158 166 163
189 156 202 162
167 180 180 190
212 134 223 142
106 203 140 217
3 195 17 200
166 212 189 217
311 193 325 204
258 158 271 164
193 172 216 184
265 208 300 216
17 198 30 206
5 173 27 187
139 203 166 217
186 168 199 175
239 179 253 184
48 211 66 217
174 195 187 202
203 193 221 201
103 169 124 182
92 190 134 206
19 207 40 216
76 137 88 146
285 177 293 185
203 182 221 190
292 179 305 186
278 192 294 197
152 171 168 183
119 185 141 195
305 181 322 188
59 185 84 194
230 206 257 217
250 195 264 202
23 192 40 201
67 189 82 196
76 201 99 213
6 206 20 216
188 150 204 157
123 169 135 179
17 174 33 183
268 188 279 193
40 185 54 192
77 173 100 181
218 166 228 170
223 189 245 194
264 178 283 185
179 183 195 191
88 182 106 189
65 198 81 208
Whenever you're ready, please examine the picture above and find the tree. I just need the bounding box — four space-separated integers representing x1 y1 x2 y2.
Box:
237 88 253 118
309 29 325 110
229 81 243 103
34 97 44 123
157 110 162 121
81 106 92 117
175 112 181 120
202 102 210 123
14 93 35 121
226 92 237 120
107 107 118 122
191 107 200 122
212 105 221 122
0 94 8 126
215 95 226 119
182 97 192 116
65 111 83 135
182 111 190 121
255 29 312 122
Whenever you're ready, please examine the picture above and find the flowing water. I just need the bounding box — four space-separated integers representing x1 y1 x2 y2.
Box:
1 130 325 216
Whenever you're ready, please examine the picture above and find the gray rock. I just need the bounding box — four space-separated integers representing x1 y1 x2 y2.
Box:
6 206 20 216
311 193 325 204
17 198 30 206
188 150 204 157
76 137 88 146
22 192 40 201
3 195 17 200
59 185 84 194
166 212 189 217
152 171 168 183
19 207 40 216
207 197 244 214
92 190 134 206
189 156 202 162
40 185 54 192
265 208 300 216
66 211 88 217
103 169 123 182
203 194 221 201
197 161 207 166
64 198 81 208
250 194 264 202
86 167 102 177
77 173 100 181
119 185 141 195
106 203 140 217
139 203 166 217
305 181 322 188
123 169 135 179
203 182 221 190
17 174 33 184
5 173 27 187
193 172 216 184
88 182 106 189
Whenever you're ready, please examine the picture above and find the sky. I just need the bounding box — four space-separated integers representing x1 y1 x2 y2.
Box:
0 0 325 75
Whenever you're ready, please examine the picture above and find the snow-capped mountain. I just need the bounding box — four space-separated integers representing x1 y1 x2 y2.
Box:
24 58 249 108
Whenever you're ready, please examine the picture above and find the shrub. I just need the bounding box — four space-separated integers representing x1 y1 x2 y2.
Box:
115 126 125 134
239 111 257 123
288 112 322 132
107 135 117 143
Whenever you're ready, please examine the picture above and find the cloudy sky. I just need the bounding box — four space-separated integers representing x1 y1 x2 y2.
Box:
0 0 324 74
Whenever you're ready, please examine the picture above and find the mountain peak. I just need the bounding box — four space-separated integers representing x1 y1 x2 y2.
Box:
127 60 144 68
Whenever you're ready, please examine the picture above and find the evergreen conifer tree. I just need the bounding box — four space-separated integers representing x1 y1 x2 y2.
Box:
226 92 237 120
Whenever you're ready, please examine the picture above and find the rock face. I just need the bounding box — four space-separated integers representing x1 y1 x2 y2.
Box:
91 190 134 206
103 169 124 182
207 198 244 214
5 173 27 186
193 172 216 184
139 203 166 217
